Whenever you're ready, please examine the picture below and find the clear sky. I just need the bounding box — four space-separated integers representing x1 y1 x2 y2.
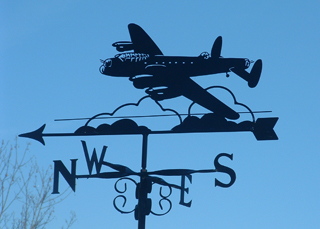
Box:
1 1 320 228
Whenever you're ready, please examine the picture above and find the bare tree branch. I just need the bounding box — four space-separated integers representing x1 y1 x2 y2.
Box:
0 138 76 229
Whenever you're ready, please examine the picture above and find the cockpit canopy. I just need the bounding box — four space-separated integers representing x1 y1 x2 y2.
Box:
115 53 149 62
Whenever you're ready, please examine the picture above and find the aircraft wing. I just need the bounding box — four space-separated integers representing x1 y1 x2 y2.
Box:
177 77 240 120
128 23 163 56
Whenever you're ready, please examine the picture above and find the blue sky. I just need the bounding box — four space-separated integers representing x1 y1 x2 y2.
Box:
1 1 320 228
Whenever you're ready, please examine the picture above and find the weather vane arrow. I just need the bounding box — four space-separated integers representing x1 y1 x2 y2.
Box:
19 116 278 146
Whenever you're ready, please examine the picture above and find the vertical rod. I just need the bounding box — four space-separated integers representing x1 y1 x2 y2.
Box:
137 183 146 229
137 133 149 229
141 134 148 170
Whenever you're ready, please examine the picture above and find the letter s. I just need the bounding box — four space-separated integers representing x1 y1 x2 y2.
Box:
214 153 236 188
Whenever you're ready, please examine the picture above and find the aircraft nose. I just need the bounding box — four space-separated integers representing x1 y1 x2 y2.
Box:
101 58 112 67
99 59 112 74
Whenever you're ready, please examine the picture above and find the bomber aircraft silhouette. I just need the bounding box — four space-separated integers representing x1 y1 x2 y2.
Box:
100 23 262 120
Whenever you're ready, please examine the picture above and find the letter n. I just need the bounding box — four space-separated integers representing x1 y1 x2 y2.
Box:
52 159 77 194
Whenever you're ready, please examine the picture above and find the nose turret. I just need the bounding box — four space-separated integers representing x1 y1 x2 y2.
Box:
99 59 112 74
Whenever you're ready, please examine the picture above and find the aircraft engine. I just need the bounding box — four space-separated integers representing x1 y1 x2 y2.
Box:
112 41 134 52
131 75 162 89
146 87 181 101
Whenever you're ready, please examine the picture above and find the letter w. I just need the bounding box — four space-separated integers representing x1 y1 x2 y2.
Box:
81 140 107 175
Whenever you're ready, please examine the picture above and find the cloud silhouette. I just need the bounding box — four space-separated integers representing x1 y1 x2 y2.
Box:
172 86 256 133
187 86 254 121
74 96 181 135
75 119 151 135
74 86 257 135
172 113 254 132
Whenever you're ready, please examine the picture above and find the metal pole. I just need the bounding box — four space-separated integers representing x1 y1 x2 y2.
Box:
141 134 148 170
137 175 147 229
137 134 149 229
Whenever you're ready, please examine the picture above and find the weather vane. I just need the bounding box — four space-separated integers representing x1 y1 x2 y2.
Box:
20 23 278 229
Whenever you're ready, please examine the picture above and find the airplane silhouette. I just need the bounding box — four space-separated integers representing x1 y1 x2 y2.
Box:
100 23 262 120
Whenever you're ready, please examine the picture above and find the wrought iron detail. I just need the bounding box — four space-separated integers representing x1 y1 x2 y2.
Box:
113 178 137 214
150 186 173 216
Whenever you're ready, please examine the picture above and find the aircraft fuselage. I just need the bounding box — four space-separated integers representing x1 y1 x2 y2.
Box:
100 52 250 79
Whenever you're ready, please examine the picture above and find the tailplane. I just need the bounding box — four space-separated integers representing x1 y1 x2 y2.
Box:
248 59 262 88
230 59 262 88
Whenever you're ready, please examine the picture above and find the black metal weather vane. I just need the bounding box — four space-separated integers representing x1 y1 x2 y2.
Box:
19 23 278 229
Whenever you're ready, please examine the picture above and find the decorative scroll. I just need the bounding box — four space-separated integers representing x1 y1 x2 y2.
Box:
113 178 137 214
150 186 173 216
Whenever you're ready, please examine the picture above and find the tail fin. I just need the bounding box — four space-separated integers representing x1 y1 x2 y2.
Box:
211 36 222 58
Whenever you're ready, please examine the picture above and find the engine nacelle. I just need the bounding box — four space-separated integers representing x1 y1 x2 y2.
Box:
146 87 181 101
112 41 134 52
131 75 155 89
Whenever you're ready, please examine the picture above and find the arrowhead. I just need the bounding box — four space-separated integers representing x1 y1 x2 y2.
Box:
19 124 46 145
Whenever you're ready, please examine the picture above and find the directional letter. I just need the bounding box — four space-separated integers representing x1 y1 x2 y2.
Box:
179 175 192 207
52 159 77 194
214 153 236 188
81 141 107 175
